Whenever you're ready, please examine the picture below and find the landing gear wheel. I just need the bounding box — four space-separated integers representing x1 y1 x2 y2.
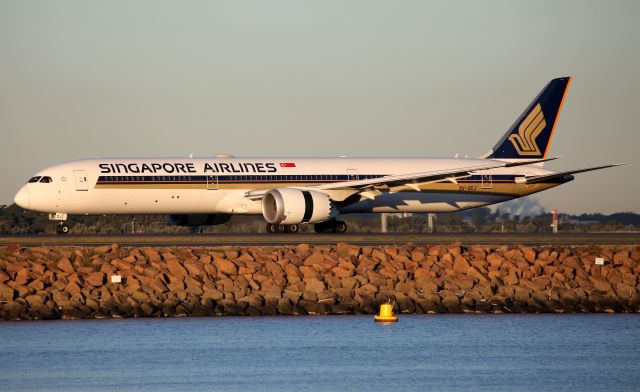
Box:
334 221 347 234
313 220 348 234
313 222 328 233
56 224 69 235
287 224 299 233
266 223 277 233
276 224 287 233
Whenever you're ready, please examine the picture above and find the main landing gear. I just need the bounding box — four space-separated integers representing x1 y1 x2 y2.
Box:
266 223 300 233
265 220 348 234
55 223 70 235
313 220 347 234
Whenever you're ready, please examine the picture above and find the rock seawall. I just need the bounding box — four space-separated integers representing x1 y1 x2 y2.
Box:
1 243 639 320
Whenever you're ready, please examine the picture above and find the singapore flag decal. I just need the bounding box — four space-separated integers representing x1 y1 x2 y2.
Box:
279 162 296 168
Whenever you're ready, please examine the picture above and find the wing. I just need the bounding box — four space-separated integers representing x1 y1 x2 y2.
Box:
517 163 625 184
245 157 557 200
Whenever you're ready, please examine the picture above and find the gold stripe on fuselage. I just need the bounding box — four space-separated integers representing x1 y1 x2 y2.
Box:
94 181 558 197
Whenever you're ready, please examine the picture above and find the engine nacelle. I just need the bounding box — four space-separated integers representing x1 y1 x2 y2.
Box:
262 188 336 225
168 214 231 227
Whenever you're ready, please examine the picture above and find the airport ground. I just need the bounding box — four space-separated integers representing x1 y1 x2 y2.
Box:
0 232 639 247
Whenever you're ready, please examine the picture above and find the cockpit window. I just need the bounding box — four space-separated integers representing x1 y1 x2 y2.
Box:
28 176 41 183
39 176 53 183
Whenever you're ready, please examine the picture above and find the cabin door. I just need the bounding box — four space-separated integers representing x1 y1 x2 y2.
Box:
74 170 89 191
346 169 359 181
206 175 218 190
481 171 492 189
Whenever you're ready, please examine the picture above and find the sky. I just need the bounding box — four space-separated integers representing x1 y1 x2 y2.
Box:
1 0 638 214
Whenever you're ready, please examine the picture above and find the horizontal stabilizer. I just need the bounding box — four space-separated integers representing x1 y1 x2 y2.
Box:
523 163 625 184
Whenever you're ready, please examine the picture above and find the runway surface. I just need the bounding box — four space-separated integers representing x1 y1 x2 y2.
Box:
0 232 638 247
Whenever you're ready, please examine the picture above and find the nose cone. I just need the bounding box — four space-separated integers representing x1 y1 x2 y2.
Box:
14 186 30 209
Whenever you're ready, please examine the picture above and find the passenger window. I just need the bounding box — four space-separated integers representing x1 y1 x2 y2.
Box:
28 176 41 183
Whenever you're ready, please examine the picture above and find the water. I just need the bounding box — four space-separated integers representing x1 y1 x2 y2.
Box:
1 314 639 391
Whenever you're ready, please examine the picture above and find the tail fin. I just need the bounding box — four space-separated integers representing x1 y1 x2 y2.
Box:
486 77 572 160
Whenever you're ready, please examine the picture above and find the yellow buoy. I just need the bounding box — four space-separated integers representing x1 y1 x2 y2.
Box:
374 303 398 322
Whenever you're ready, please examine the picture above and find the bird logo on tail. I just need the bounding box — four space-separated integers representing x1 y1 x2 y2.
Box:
508 103 546 156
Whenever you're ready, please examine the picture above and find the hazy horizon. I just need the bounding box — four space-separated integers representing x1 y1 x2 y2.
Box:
1 1 638 214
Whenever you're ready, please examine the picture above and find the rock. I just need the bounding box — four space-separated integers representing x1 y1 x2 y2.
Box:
411 250 425 263
202 288 224 302
452 256 471 274
111 259 133 271
614 283 635 300
324 275 341 289
184 277 204 296
317 290 337 305
214 258 237 275
183 261 205 276
589 277 612 292
93 245 111 254
366 271 387 287
371 249 388 263
14 268 30 286
520 279 545 292
341 276 359 290
85 272 105 287
467 266 489 283
355 257 379 275
300 266 321 280
283 289 302 303
296 244 310 252
64 282 82 296
3 301 27 319
303 253 325 267
440 292 461 313
359 283 378 295
166 258 188 279
522 247 536 263
487 253 505 268
237 253 255 264
305 278 325 294
504 271 519 285
284 264 303 282
396 293 415 313
237 294 263 310
0 284 16 301
57 258 75 274
217 299 245 315
332 267 353 278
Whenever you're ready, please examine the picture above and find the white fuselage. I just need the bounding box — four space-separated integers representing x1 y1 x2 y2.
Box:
14 157 563 217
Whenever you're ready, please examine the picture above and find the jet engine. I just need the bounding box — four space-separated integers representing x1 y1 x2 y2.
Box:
262 188 336 225
168 214 231 227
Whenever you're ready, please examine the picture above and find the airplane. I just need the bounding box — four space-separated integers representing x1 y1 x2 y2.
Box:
13 77 622 234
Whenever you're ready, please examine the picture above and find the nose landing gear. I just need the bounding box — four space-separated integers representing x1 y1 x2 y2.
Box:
55 223 70 235
49 213 69 235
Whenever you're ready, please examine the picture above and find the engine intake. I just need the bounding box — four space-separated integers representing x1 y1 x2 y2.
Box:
168 214 231 227
262 188 336 224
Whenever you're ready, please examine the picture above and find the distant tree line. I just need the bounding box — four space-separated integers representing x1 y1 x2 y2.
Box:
0 204 638 234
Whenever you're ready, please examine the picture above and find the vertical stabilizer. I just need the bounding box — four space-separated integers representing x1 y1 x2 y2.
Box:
487 77 571 160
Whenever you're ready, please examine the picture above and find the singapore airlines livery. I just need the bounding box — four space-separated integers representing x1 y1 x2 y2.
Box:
14 77 622 234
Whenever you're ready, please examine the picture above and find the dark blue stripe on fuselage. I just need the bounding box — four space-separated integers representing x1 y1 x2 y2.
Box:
95 174 565 185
